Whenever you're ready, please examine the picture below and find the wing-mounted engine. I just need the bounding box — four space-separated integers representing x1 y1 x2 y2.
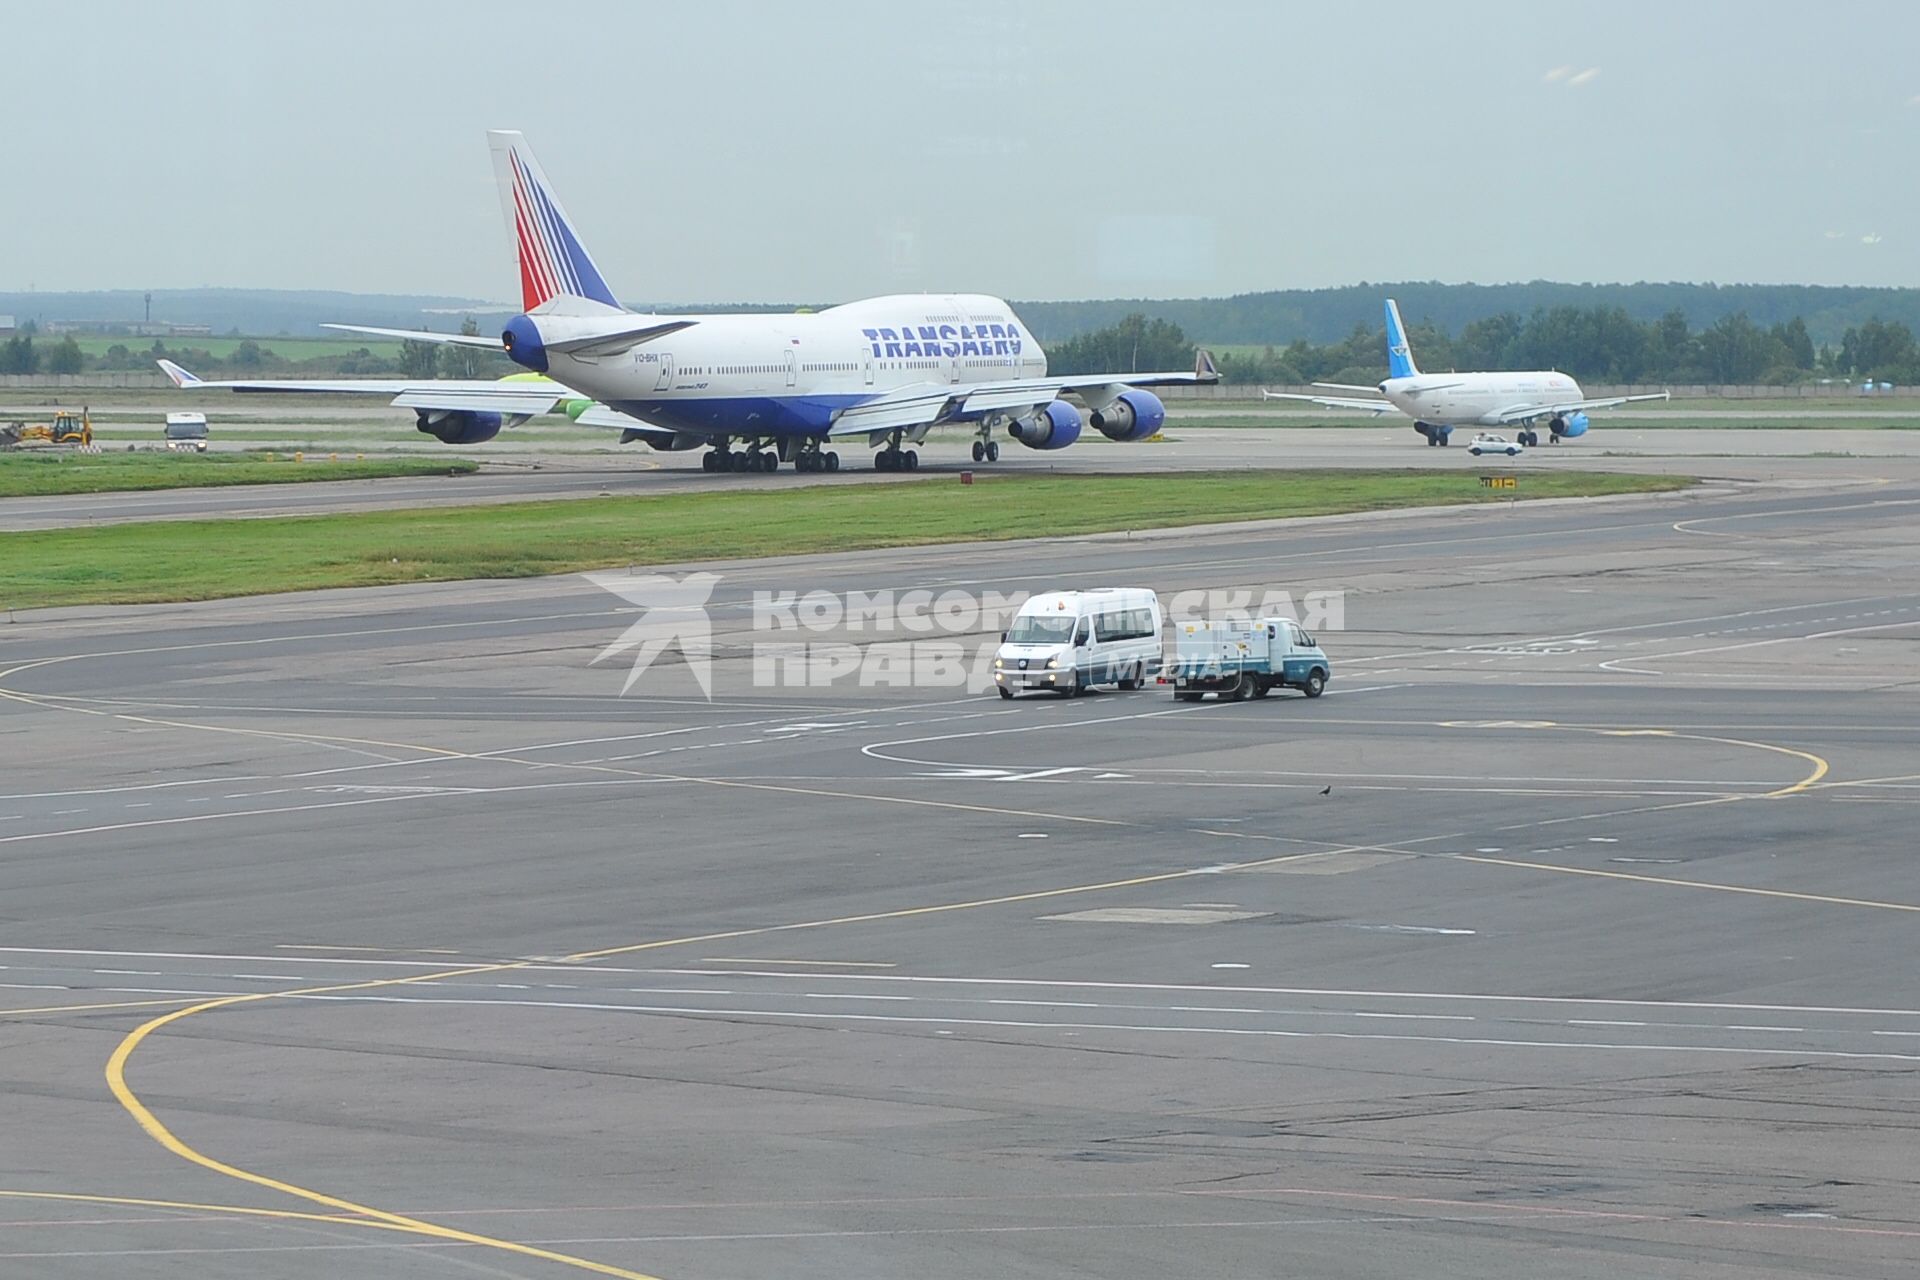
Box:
414 408 503 445
1008 399 1082 450
1554 411 1590 438
1088 389 1166 442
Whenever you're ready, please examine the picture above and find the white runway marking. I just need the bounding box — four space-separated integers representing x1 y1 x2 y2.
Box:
274 993 1920 1064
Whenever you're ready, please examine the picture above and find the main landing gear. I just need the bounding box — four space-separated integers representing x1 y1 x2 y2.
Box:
794 443 840 473
875 430 919 471
701 441 839 474
970 427 1000 464
702 447 777 473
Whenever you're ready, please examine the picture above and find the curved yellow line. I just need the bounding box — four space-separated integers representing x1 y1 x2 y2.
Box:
105 991 669 1280
95 843 1336 1278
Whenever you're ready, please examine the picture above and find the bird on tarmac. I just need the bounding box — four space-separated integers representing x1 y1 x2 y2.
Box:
1319 785 1333 796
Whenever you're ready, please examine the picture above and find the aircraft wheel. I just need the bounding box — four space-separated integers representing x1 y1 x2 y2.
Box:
985 441 999 462
971 440 985 463
701 452 716 472
825 451 840 472
904 449 919 471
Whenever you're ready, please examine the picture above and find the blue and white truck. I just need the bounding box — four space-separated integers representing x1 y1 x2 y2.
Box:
1161 618 1331 702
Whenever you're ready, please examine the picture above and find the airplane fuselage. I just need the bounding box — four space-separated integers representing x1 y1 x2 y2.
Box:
520 293 1046 439
1380 370 1582 428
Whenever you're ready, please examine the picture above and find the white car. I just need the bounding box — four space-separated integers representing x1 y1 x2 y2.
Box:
1466 433 1523 457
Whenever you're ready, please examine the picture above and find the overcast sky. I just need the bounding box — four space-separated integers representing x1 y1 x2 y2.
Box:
10 0 1918 303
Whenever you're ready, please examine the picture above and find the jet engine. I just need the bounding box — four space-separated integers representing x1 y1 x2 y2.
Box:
1008 399 1082 450
1553 411 1590 438
414 409 503 445
1089 389 1166 442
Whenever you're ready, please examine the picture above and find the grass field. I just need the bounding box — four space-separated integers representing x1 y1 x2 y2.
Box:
0 452 479 498
0 469 1692 610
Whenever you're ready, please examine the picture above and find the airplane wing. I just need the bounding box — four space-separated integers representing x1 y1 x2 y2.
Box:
825 349 1220 439
319 324 502 348
1262 390 1397 416
156 359 572 419
1493 391 1671 424
323 318 698 358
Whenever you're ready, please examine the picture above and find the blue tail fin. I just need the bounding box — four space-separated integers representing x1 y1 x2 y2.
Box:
1385 299 1420 379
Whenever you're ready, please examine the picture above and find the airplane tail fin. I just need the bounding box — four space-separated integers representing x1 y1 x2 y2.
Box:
1384 298 1420 379
487 130 625 315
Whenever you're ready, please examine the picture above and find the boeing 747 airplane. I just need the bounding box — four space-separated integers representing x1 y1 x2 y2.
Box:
163 131 1216 473
1263 299 1667 446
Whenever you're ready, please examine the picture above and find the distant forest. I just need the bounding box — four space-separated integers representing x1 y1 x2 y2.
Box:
1011 282 1920 351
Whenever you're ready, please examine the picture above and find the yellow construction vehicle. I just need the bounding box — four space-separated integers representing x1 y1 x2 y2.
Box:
1 407 93 448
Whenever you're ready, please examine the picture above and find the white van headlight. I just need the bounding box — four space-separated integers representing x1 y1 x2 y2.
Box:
1046 657 1059 668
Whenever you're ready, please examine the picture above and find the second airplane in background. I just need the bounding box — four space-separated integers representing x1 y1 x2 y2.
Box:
1264 299 1668 446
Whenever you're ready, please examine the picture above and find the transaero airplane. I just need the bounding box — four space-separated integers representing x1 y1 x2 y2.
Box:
161 131 1217 474
1262 299 1668 447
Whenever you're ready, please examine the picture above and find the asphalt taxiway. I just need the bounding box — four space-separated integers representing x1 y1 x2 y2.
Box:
8 424 1920 530
2 480 1917 1278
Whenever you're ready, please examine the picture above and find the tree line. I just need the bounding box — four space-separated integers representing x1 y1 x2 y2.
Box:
1018 282 1920 350
0 324 86 375
1046 309 1920 386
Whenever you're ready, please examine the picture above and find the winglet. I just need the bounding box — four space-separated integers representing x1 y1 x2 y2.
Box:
1195 347 1219 382
156 358 202 388
1384 298 1420 379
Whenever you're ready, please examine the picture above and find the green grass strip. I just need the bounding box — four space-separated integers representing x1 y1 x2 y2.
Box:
0 452 478 497
0 469 1691 610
